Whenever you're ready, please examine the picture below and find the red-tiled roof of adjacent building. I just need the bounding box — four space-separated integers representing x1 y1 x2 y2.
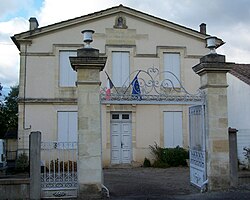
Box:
230 64 250 85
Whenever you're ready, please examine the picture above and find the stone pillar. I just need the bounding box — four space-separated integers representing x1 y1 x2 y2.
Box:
70 42 107 199
193 54 233 191
29 131 41 200
228 127 238 187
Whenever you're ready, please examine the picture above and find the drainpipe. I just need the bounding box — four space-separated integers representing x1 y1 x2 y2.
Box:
23 43 31 130
19 43 31 154
21 17 38 130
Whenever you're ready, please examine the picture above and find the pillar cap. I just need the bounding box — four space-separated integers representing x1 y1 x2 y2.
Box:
69 56 107 71
193 54 234 75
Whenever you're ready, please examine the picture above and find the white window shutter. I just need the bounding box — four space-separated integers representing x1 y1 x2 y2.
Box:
59 51 77 87
164 53 180 87
173 112 183 147
58 111 77 142
58 112 68 142
121 52 129 86
68 112 77 142
164 112 183 148
112 52 129 87
112 52 121 86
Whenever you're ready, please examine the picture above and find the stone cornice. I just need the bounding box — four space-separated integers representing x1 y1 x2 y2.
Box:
70 56 107 71
18 98 77 104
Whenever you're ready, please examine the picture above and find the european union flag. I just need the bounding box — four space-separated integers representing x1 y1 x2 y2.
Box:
131 75 141 99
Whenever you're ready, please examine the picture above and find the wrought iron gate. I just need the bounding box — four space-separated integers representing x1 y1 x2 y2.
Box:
189 105 206 189
40 141 77 198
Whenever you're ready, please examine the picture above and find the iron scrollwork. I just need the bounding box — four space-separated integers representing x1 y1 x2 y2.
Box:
100 66 204 103
53 191 66 197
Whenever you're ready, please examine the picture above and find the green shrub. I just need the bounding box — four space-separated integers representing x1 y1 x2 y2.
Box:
143 157 151 167
15 153 29 173
149 143 189 168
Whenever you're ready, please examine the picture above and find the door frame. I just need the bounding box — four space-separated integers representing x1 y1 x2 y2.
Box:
110 112 132 164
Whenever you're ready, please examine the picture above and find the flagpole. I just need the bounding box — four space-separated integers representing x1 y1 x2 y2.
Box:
123 70 141 94
105 71 119 94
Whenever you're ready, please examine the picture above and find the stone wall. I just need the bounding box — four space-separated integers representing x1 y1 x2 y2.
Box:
0 178 30 199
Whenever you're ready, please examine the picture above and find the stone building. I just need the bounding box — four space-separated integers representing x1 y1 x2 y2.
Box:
11 5 225 167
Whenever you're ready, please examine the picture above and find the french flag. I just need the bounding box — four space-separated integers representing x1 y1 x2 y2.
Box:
106 78 114 100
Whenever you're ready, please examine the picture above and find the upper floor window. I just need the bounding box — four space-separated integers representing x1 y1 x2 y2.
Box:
59 51 77 87
112 51 130 87
163 53 180 87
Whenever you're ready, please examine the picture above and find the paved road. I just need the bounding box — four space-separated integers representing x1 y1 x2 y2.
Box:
103 167 250 200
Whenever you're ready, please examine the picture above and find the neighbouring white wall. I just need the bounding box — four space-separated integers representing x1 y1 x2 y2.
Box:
227 73 250 165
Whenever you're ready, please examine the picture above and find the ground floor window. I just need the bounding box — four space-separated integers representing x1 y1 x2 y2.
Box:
57 111 77 142
163 111 183 148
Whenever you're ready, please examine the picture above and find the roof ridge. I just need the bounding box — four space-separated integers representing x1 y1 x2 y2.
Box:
13 4 208 38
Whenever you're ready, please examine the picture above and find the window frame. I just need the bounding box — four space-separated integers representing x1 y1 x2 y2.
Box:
59 50 77 87
112 51 130 87
163 52 181 88
57 111 78 143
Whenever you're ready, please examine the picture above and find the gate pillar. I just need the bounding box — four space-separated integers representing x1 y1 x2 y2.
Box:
193 53 233 190
70 30 107 199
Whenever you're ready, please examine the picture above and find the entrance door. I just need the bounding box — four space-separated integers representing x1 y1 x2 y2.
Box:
111 113 132 164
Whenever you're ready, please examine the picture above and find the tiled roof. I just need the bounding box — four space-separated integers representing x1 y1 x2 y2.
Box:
230 64 250 85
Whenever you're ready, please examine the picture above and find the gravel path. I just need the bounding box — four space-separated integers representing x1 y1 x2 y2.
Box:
104 167 199 199
103 167 250 200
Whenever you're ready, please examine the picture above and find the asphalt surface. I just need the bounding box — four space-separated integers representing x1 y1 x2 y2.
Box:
103 167 250 200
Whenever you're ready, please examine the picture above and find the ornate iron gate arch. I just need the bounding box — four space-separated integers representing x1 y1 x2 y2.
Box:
100 66 205 105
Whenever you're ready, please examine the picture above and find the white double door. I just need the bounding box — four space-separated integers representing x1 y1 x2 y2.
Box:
111 113 132 164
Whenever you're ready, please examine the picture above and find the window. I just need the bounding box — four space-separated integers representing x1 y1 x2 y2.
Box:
57 111 77 142
164 53 180 87
112 52 130 87
122 114 130 119
164 112 183 148
112 114 119 120
59 51 77 87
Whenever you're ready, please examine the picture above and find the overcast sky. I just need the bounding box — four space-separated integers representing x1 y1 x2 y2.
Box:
1 0 250 90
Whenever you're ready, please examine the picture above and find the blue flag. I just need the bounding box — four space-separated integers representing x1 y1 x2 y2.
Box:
131 75 141 99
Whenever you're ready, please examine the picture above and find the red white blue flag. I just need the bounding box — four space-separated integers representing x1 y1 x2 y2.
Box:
106 78 114 100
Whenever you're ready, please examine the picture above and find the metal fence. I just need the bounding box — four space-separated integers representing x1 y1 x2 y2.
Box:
40 141 77 198
189 105 206 189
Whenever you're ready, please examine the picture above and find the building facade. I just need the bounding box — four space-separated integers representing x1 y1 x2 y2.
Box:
12 5 224 167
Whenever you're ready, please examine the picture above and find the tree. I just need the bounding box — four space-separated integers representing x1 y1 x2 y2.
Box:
0 85 19 139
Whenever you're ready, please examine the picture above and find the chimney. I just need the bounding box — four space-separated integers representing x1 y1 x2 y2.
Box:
29 17 39 30
200 23 206 34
